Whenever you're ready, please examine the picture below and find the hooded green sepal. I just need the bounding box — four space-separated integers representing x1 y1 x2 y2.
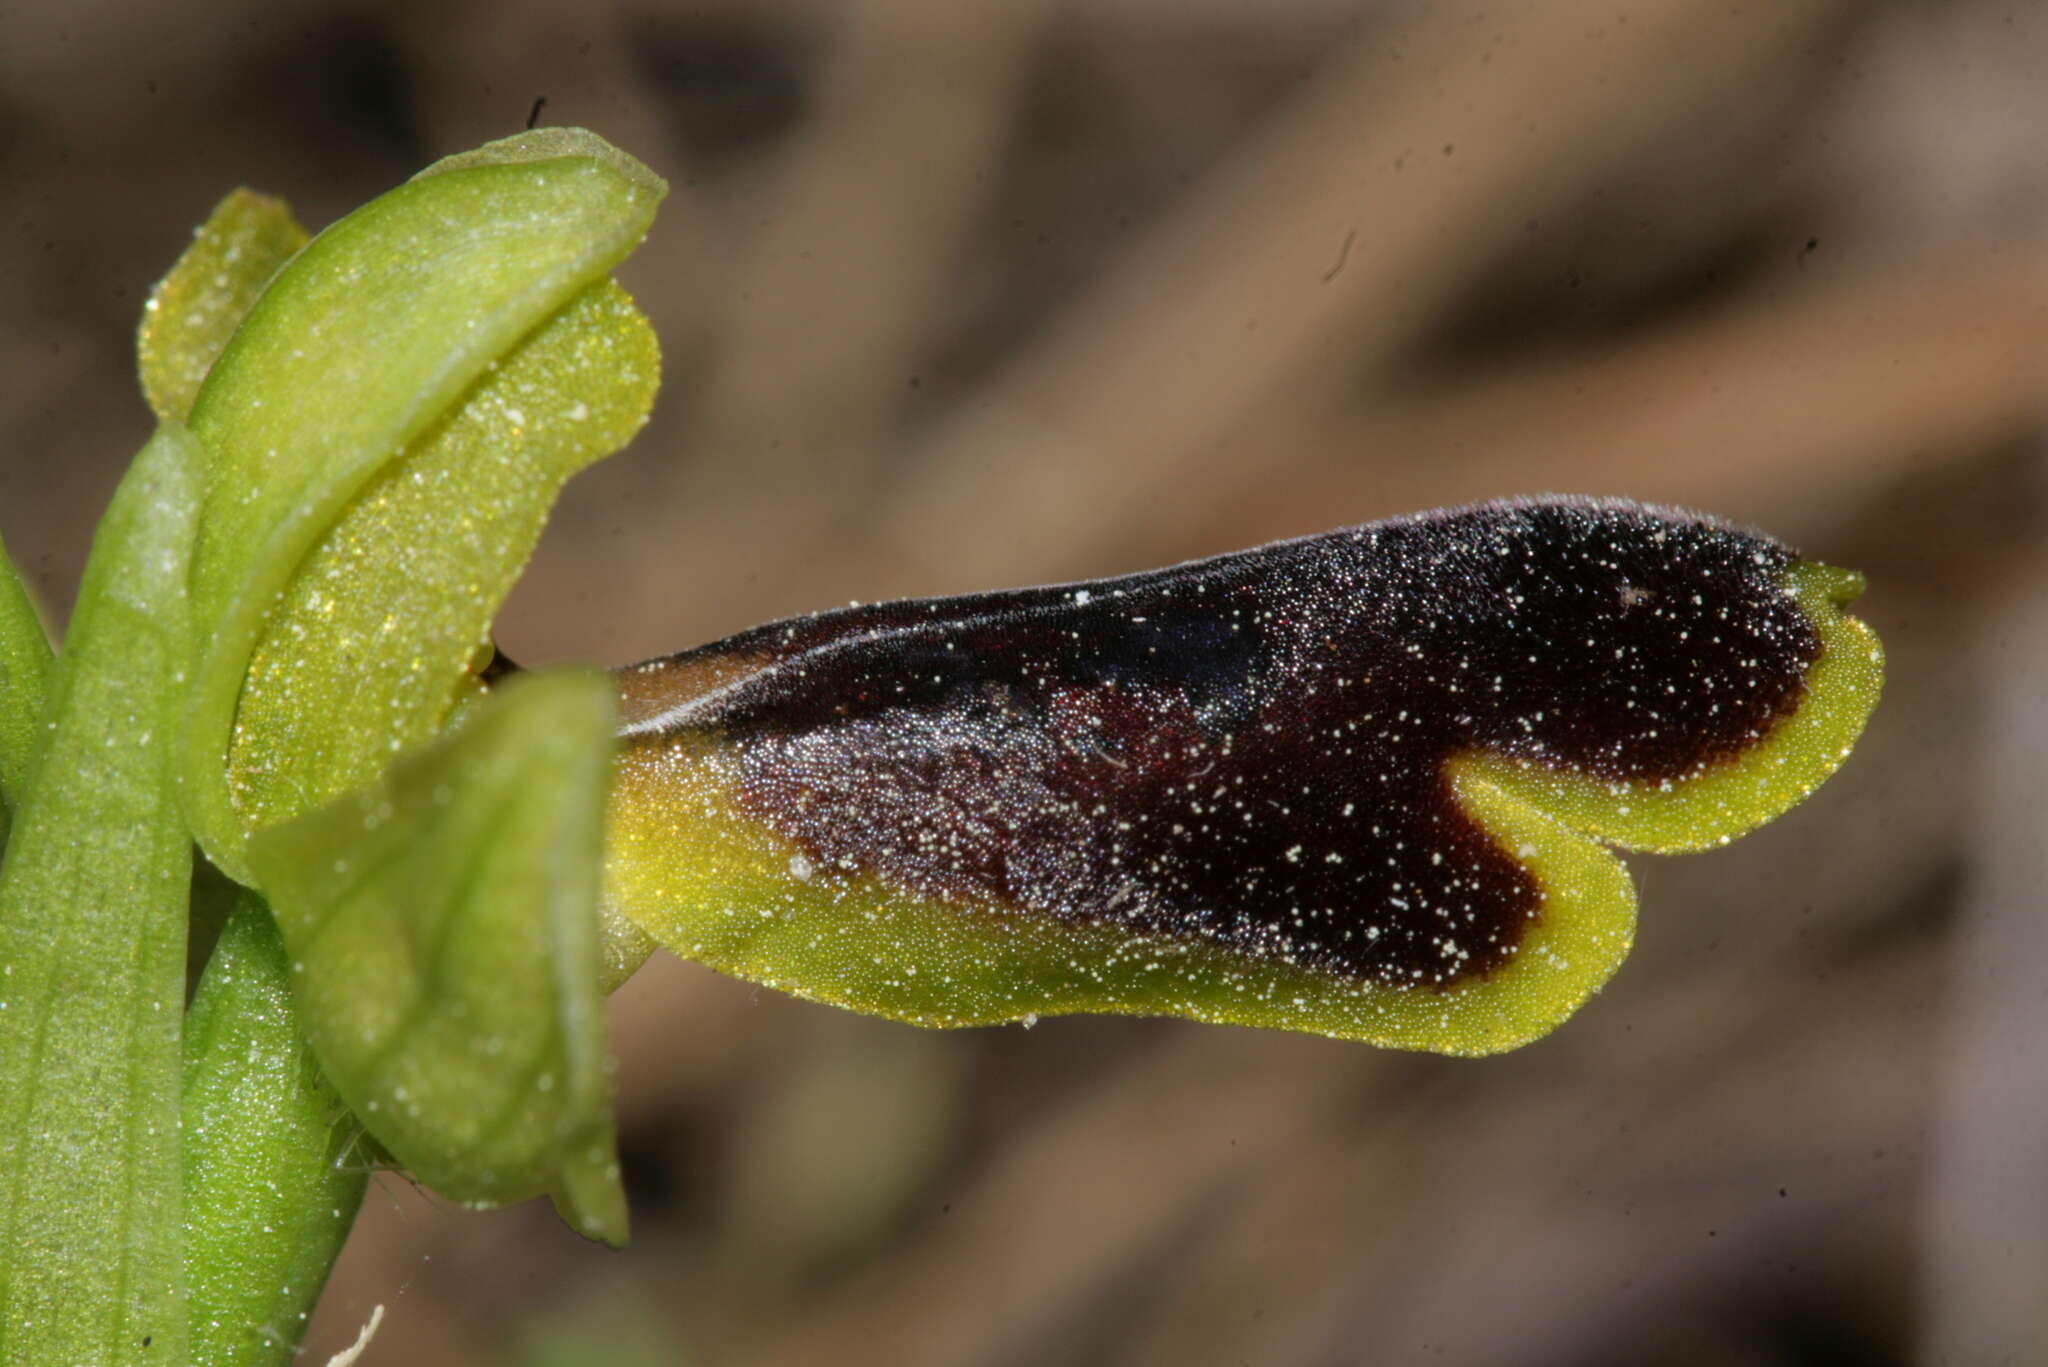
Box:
138 189 309 424
226 277 657 855
0 529 52 849
183 894 367 1367
180 128 665 883
0 422 200 1366
247 670 626 1245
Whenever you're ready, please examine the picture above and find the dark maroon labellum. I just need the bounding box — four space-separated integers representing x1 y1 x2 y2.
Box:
617 498 1823 991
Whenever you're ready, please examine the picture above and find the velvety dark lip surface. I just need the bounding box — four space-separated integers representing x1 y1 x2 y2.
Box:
618 497 1823 990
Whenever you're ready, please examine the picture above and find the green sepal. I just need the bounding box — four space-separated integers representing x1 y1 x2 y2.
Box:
181 128 665 881
0 422 200 1366
413 125 669 196
183 894 367 1367
138 189 309 424
247 670 626 1245
226 277 658 846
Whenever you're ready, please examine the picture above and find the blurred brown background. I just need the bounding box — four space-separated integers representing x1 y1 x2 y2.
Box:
4 1 2047 1363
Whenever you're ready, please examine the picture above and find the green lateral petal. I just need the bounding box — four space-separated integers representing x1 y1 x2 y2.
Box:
227 277 658 840
183 129 665 880
0 423 199 1365
183 894 367 1367
0 529 53 846
138 189 309 424
248 671 625 1243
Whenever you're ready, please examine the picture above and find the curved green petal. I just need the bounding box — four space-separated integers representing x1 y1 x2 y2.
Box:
247 671 625 1243
138 189 308 424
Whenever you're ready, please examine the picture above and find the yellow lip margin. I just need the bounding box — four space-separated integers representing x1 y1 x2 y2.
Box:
602 558 1881 1055
603 732 1629 1055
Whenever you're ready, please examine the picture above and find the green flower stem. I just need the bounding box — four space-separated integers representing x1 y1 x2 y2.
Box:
183 894 367 1367
0 422 200 1366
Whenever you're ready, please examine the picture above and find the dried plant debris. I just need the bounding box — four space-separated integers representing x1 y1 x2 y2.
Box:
607 497 1882 1054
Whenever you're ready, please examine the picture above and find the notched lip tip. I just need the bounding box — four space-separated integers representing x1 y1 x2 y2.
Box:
1792 558 1867 610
